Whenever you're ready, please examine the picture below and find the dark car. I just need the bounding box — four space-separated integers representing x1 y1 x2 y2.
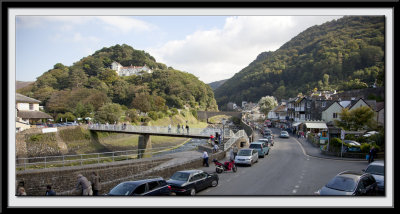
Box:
107 177 172 196
316 171 377 196
167 170 219 196
363 161 384 194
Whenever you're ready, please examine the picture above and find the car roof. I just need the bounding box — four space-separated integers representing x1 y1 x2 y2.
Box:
338 170 370 179
120 177 164 185
240 148 253 151
251 142 263 144
368 161 384 166
258 138 268 141
176 169 203 174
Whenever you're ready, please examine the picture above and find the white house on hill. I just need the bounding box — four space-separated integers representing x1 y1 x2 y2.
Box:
111 61 152 77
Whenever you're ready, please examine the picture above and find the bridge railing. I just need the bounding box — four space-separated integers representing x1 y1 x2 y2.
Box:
88 124 230 138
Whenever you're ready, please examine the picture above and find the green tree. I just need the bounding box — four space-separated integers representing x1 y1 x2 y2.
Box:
258 96 278 116
94 103 123 123
334 106 375 131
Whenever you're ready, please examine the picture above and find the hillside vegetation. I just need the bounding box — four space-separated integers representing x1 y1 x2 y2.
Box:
18 44 218 122
215 16 385 109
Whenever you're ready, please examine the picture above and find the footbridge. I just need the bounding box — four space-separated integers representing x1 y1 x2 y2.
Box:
88 124 249 158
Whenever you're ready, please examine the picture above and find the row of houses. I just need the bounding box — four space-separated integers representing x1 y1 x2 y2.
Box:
268 92 384 127
16 93 53 132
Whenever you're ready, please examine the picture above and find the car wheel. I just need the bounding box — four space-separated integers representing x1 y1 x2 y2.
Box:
189 188 196 196
232 165 237 172
211 180 218 187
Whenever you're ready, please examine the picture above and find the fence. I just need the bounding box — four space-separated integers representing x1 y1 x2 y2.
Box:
88 123 231 138
16 145 197 171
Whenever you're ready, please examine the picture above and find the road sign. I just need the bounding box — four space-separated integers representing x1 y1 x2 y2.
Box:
341 129 345 140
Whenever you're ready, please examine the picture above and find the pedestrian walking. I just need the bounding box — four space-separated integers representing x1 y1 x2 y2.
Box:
76 174 92 196
168 124 171 133
368 146 378 163
45 185 56 196
229 148 235 161
90 172 101 196
202 151 209 167
186 124 189 134
17 187 27 196
182 125 185 134
233 145 239 159
177 124 181 134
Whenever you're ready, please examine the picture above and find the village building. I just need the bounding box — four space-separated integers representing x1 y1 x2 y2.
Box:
111 61 152 77
16 93 53 132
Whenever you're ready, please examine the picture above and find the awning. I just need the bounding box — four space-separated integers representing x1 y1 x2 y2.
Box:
304 122 328 129
292 122 302 127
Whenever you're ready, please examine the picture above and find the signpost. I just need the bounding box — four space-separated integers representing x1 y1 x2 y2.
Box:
340 129 345 158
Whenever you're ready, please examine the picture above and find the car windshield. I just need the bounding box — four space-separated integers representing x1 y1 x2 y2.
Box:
249 144 262 149
281 131 288 135
170 172 190 181
365 165 384 175
325 176 357 192
238 150 252 156
108 182 137 195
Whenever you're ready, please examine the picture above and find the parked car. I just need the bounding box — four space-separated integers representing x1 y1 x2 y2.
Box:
280 131 290 138
107 177 172 196
263 129 272 136
249 141 269 158
316 171 377 196
343 140 361 152
259 137 274 147
167 170 218 196
363 131 379 137
363 161 384 194
234 148 259 166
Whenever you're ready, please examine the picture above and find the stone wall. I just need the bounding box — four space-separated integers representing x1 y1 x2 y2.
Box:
15 151 226 196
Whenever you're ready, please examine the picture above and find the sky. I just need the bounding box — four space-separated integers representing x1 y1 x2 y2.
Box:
16 15 343 84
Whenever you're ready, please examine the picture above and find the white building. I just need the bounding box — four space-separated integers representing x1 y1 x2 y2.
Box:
16 93 52 132
111 61 152 77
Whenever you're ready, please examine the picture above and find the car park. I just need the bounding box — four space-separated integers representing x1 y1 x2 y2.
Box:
363 161 384 194
249 142 269 158
316 171 377 196
343 140 362 152
106 177 172 196
280 131 290 138
234 148 259 166
167 170 218 196
363 131 379 137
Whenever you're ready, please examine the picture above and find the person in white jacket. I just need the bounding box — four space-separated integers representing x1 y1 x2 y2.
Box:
202 151 209 167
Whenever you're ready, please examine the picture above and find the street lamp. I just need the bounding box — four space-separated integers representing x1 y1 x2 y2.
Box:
222 118 227 142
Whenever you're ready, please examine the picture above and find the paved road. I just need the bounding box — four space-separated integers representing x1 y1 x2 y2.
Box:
197 128 370 196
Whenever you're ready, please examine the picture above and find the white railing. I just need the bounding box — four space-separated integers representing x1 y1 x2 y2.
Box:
223 130 249 151
88 124 227 138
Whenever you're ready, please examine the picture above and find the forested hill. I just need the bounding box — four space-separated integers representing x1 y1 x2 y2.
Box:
214 16 385 109
18 44 218 118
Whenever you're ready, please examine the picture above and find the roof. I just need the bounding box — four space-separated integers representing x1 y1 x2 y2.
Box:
16 93 40 103
17 110 53 119
376 102 385 111
304 122 328 129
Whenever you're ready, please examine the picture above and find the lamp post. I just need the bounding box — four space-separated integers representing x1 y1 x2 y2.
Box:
222 119 227 142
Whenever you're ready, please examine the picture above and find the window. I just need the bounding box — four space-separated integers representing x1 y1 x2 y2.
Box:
322 101 326 108
133 184 147 195
29 103 34 110
148 181 160 191
333 113 338 118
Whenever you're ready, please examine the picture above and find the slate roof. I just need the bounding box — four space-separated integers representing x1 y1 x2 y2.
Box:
17 110 52 119
16 93 40 103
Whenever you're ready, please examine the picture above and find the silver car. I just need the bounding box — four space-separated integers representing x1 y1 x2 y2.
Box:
234 148 259 166
363 161 384 194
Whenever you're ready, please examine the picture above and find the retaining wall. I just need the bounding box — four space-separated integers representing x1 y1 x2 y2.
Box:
15 151 226 196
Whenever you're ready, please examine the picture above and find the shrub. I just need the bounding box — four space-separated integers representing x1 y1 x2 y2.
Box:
360 143 371 153
148 111 158 120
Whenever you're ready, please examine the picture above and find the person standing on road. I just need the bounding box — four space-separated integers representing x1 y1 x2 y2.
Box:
17 187 27 196
233 145 239 159
368 146 377 163
186 124 189 134
90 172 101 196
168 124 172 133
202 151 209 167
177 124 181 134
76 174 92 196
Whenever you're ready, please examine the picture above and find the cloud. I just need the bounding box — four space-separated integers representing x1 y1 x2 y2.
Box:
149 16 341 83
96 16 156 33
